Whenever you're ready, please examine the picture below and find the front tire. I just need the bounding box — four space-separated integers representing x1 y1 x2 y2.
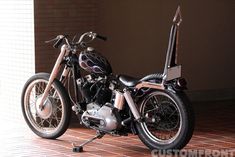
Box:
136 90 194 150
21 73 71 139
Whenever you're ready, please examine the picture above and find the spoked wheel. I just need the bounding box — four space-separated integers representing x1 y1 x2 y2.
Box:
136 90 194 150
21 73 71 139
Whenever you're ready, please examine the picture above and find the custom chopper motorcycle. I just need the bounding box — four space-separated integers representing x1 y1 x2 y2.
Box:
21 6 194 152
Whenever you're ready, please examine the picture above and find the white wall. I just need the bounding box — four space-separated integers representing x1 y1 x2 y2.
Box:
0 1 35 123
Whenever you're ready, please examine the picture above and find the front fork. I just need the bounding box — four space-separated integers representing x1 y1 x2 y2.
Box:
38 44 69 109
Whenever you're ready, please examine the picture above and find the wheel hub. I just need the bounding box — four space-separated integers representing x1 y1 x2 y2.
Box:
35 96 53 119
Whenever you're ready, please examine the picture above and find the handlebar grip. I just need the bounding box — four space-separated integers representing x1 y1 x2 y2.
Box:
53 38 63 48
96 34 107 41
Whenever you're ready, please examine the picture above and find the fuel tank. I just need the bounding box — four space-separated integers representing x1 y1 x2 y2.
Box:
78 48 112 75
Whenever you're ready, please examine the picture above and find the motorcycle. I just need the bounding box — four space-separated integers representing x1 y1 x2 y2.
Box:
21 6 194 152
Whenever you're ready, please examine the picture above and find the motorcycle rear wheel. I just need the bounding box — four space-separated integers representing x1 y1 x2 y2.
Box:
21 73 71 139
136 90 194 150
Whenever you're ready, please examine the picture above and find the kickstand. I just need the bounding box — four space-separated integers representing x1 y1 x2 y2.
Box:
72 131 104 152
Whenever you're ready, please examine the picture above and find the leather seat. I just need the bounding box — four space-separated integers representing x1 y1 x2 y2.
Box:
118 73 163 87
118 75 139 87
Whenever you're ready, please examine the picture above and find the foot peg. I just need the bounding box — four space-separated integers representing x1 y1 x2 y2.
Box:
72 131 104 152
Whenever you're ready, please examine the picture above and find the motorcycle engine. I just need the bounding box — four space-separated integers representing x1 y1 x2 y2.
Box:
77 75 112 105
77 75 120 132
81 102 119 131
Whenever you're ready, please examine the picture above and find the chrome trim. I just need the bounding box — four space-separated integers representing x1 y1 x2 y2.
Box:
87 47 94 51
135 82 165 90
38 44 69 108
123 89 140 120
113 91 125 110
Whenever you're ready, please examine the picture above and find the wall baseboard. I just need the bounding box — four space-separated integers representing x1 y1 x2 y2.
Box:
186 88 235 102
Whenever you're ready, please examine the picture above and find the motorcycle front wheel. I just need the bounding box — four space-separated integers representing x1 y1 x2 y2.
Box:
21 73 71 139
136 90 194 150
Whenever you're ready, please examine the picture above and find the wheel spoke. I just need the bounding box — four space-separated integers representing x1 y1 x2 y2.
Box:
24 79 64 134
141 92 182 144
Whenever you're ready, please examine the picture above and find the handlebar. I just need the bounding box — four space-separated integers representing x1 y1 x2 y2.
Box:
77 32 107 44
45 32 107 49
53 38 63 48
96 34 107 41
45 35 68 48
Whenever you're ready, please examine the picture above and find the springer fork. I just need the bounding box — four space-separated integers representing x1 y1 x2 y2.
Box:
38 44 69 110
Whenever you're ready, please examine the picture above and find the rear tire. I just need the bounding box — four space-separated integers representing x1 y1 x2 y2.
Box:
21 73 71 139
136 90 194 150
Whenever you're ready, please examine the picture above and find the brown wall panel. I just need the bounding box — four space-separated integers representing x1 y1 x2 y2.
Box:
35 0 98 72
35 0 235 92
96 0 235 91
